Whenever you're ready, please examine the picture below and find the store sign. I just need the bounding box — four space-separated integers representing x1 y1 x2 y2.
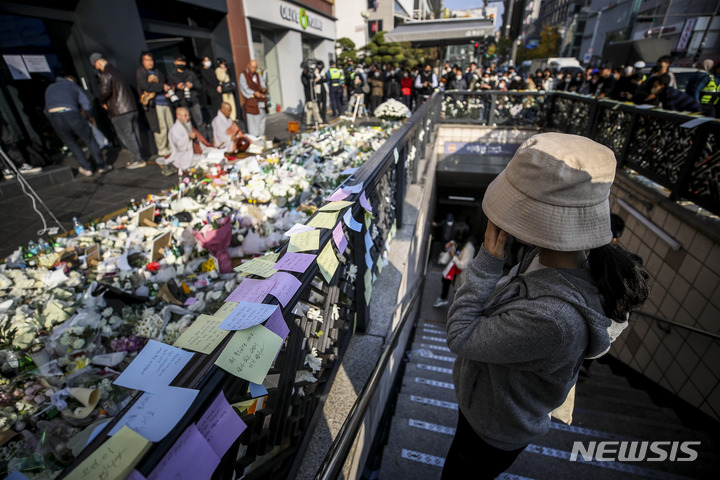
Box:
279 5 323 31
675 18 696 52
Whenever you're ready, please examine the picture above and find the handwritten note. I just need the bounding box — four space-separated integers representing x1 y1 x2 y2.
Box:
147 424 219 480
288 229 320 252
213 301 239 320
196 392 246 458
318 200 354 212
343 209 362 232
226 278 275 303
65 426 151 480
332 222 348 253
108 387 199 442
307 211 339 229
264 307 290 341
273 252 316 273
359 192 373 213
234 257 278 278
215 325 283 384
284 223 316 237
268 272 302 307
173 315 229 354
317 242 339 284
326 188 351 202
114 340 193 393
218 302 279 331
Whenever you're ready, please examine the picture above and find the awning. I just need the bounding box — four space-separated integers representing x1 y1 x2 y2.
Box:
384 18 495 46
601 38 674 66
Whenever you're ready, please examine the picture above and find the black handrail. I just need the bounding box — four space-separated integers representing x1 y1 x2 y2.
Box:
313 276 426 480
632 310 720 341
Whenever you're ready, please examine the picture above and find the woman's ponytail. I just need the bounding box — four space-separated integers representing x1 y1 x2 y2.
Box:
587 243 650 321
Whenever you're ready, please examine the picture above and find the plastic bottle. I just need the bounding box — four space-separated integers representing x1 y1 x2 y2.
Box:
73 217 85 236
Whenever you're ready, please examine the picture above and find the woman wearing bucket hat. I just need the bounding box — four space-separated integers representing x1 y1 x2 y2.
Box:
442 133 650 479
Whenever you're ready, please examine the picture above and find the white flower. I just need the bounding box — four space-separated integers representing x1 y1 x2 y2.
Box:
295 370 317 383
71 338 85 350
305 347 322 373
102 307 113 318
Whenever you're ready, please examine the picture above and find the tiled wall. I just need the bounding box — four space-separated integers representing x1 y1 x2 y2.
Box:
609 173 720 422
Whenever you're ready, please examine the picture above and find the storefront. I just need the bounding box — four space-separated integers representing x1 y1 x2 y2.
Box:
238 0 337 114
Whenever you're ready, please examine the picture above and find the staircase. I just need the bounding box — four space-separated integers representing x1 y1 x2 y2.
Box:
375 266 719 480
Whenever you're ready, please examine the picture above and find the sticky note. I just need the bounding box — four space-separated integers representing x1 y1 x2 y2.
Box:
365 250 373 270
173 315 229 355
249 382 268 398
326 188 351 202
344 181 364 193
364 269 373 305
268 272 302 307
114 340 193 393
218 302 279 331
213 301 239 320
126 470 146 480
234 257 278 278
215 325 284 384
364 230 374 252
196 392 246 458
264 307 290 341
377 254 384 273
226 278 276 303
343 209 362 232
109 387 199 442
364 211 374 229
273 252 316 273
317 242 339 284
284 223 316 237
341 167 358 175
65 426 151 480
359 192 372 213
393 147 399 164
147 424 219 480
288 229 320 252
390 220 397 239
318 200 354 212
307 211 339 229
332 222 348 253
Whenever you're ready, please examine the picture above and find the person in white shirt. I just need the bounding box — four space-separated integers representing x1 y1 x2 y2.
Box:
166 107 212 169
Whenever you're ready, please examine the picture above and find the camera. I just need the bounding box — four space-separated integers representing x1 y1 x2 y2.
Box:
184 87 191 100
167 88 179 103
301 58 317 74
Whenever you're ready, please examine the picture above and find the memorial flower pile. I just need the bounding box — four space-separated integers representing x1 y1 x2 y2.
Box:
373 99 411 121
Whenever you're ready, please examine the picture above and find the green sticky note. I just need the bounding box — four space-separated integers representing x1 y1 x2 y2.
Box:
235 257 278 278
318 200 354 212
173 314 230 354
214 301 240 320
64 426 151 480
364 268 373 305
307 211 340 229
317 242 339 283
288 229 320 252
376 255 384 274
364 211 374 229
390 220 397 239
214 325 283 384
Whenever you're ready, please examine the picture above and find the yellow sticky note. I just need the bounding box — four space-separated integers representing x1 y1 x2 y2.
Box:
64 426 151 480
173 314 230 354
364 211 374 229
307 211 339 229
317 242 339 283
213 301 239 320
288 229 320 252
235 257 278 278
318 200 354 212
376 255 384 274
364 268 372 305
215 325 283 384
261 252 280 264
390 220 397 239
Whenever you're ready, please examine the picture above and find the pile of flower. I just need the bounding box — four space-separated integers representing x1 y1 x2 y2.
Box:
0 122 398 479
373 99 411 121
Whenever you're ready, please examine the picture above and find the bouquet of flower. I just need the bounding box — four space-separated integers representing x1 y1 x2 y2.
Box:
373 99 411 121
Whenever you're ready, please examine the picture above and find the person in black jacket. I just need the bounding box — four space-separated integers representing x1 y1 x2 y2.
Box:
649 74 702 113
136 51 173 157
91 52 146 169
199 55 222 134
167 54 204 135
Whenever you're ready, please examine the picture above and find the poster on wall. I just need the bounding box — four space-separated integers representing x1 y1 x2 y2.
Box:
2 55 31 80
22 55 51 73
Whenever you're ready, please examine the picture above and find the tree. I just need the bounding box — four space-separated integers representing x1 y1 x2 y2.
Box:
355 31 438 70
520 25 561 61
336 37 358 65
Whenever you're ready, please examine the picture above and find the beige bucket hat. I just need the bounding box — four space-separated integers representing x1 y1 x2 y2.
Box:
482 132 616 251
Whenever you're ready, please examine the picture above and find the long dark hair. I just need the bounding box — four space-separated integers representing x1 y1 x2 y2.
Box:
587 243 650 322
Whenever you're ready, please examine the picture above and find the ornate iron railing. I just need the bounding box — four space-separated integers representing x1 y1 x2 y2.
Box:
441 91 720 216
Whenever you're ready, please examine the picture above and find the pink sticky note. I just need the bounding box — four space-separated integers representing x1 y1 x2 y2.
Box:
148 424 219 480
359 191 372 213
273 252 316 273
265 307 290 341
327 188 351 202
226 278 276 303
333 222 348 253
196 392 247 458
268 272 302 307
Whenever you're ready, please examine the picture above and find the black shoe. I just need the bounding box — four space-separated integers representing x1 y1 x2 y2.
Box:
98 165 114 174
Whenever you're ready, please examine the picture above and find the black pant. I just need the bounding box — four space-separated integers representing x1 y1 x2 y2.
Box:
441 277 452 300
441 410 526 480
47 110 105 170
329 86 343 116
110 111 143 164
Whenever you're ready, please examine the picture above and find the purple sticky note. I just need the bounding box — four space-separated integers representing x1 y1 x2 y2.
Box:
264 307 290 341
148 424 219 480
226 278 276 303
218 302 279 331
268 272 302 307
184 297 198 306
196 392 247 458
359 191 373 213
333 223 348 253
125 470 146 480
272 252 316 273
327 188 351 202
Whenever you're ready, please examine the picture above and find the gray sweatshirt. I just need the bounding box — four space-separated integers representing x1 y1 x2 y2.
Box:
446 245 625 450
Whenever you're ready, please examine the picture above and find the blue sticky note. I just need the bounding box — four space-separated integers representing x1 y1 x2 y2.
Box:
343 209 362 232
113 340 194 393
249 382 268 398
365 250 373 270
344 181 364 194
364 230 373 252
393 148 399 164
6 471 31 480
218 301 279 331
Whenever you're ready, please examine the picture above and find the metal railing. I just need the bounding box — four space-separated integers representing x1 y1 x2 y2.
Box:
632 310 720 341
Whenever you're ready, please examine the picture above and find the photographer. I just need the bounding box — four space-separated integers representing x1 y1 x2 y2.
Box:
136 51 173 157
167 54 204 135
301 59 323 127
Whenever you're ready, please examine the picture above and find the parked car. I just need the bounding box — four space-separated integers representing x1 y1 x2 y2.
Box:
639 66 704 91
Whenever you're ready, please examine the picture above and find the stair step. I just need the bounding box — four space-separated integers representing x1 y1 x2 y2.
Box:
378 416 452 480
403 363 454 383
393 392 459 427
400 375 458 404
574 396 679 424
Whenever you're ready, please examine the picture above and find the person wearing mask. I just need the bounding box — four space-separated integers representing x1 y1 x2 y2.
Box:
692 61 719 117
609 66 635 101
507 75 524 91
433 228 476 308
301 60 323 127
593 64 616 98
315 60 328 123
656 55 677 88
414 64 438 107
448 69 467 90
569 71 584 93
464 62 478 87
555 73 573 92
400 69 413 109
215 58 238 124
240 60 268 138
346 72 367 117
136 51 173 158
384 63 401 101
199 55 222 129
168 54 204 133
91 52 146 169
368 68 384 114
327 60 345 118
441 133 649 479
